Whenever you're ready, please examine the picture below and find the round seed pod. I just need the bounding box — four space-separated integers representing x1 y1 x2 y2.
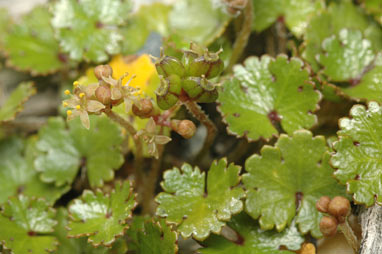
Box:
319 216 338 237
94 65 113 80
316 196 331 213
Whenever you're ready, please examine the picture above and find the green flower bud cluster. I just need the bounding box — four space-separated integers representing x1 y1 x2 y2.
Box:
154 43 224 110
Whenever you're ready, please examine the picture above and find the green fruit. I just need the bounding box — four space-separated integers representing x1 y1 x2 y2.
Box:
155 56 185 77
155 76 180 110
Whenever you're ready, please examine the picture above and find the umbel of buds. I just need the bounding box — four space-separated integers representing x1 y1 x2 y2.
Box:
171 119 196 139
316 196 351 237
153 43 223 110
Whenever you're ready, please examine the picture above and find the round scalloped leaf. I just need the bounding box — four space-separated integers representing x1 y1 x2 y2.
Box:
67 181 136 247
243 130 346 237
169 0 230 45
317 29 374 82
303 0 382 71
51 0 131 62
0 195 58 254
218 55 320 141
126 218 178 254
3 6 67 75
199 213 304 254
155 158 245 241
0 137 69 204
54 208 127 254
331 102 382 206
0 82 36 122
34 116 124 188
252 0 324 37
342 53 382 102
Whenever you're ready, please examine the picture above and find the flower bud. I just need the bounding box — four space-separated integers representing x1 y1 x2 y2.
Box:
319 216 338 237
171 120 196 139
155 56 185 78
156 77 180 110
132 99 154 118
95 84 111 105
328 196 350 223
94 65 113 80
316 196 331 213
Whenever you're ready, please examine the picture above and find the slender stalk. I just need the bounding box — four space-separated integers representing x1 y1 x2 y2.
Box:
183 100 217 161
104 109 144 186
339 220 359 253
226 0 253 72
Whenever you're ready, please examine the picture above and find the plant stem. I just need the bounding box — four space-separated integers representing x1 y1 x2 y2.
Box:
183 100 217 161
226 0 253 72
104 109 144 186
339 220 359 253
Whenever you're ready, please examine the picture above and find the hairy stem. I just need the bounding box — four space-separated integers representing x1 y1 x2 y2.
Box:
226 0 253 72
183 100 217 161
339 220 359 253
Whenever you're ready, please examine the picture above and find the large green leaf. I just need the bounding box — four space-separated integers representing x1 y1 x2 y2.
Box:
51 0 131 62
35 116 124 188
317 29 374 82
54 208 127 254
156 158 245 240
218 55 320 141
0 195 57 254
0 82 36 122
342 53 382 102
0 137 69 204
3 6 66 75
252 0 324 37
243 130 346 237
303 0 382 71
331 102 382 206
199 213 304 254
169 0 230 45
67 181 136 247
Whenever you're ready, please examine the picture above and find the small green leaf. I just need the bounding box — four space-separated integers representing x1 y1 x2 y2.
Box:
54 208 127 254
3 6 66 75
252 0 324 37
0 195 58 254
67 181 136 247
156 158 245 240
317 29 374 82
303 0 382 71
169 0 230 45
199 213 304 254
126 218 178 254
51 0 131 62
243 130 346 237
0 136 69 204
218 55 320 141
0 82 36 122
342 53 382 102
363 0 382 24
331 102 382 206
35 116 124 188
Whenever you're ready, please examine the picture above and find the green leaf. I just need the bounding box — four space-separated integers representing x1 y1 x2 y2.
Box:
0 82 36 122
342 53 382 102
243 130 346 237
169 0 231 45
317 29 374 82
155 158 245 240
199 213 304 254
0 195 58 254
54 208 127 254
331 102 382 206
252 0 324 37
0 136 69 204
126 218 178 254
3 6 67 75
303 0 382 71
67 181 136 247
0 8 11 48
35 116 124 188
51 0 131 62
363 0 382 24
218 55 320 141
